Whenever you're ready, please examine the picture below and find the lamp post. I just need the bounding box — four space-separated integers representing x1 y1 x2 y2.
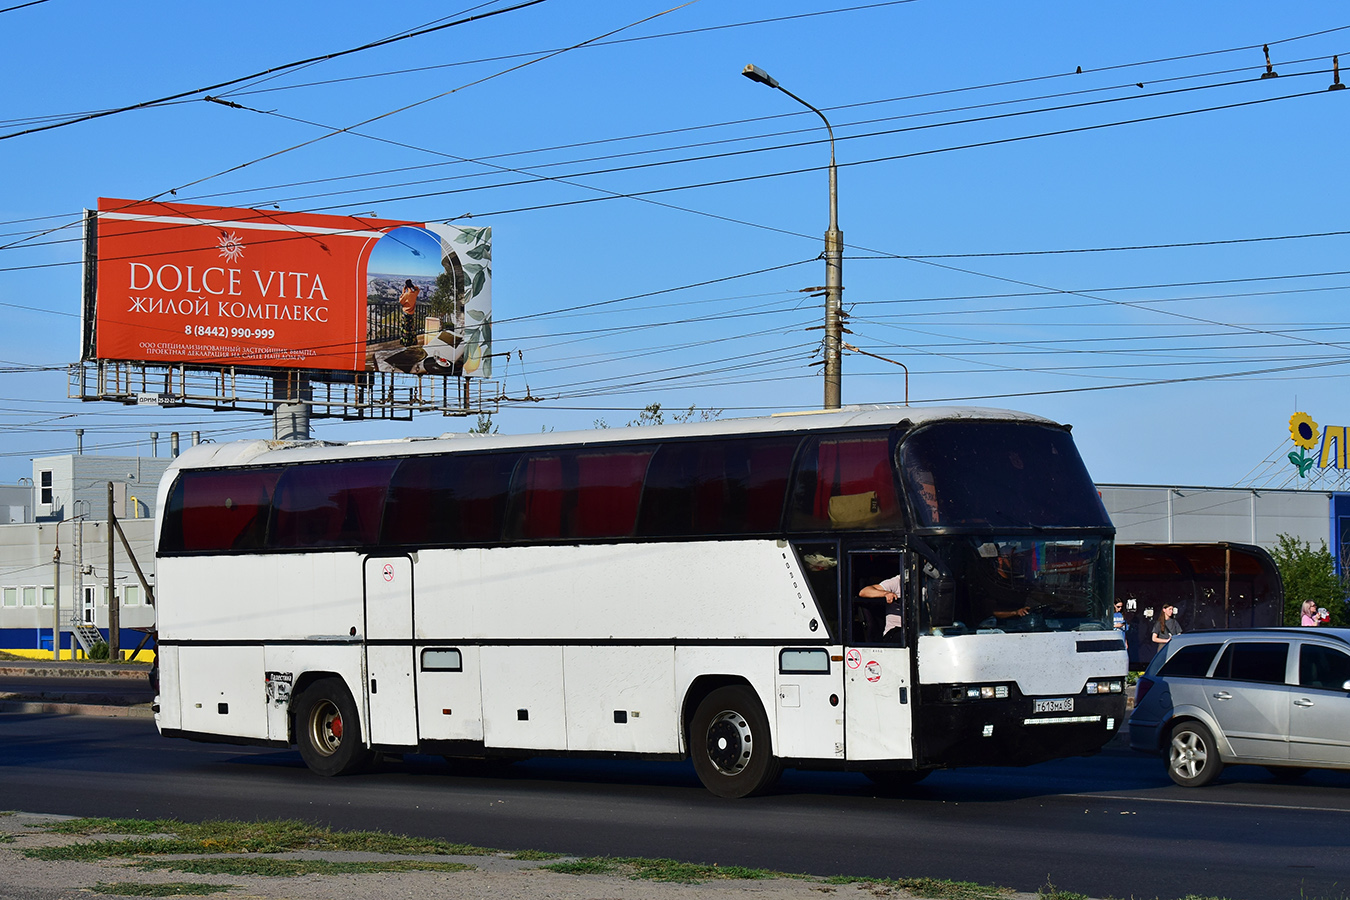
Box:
742 64 843 409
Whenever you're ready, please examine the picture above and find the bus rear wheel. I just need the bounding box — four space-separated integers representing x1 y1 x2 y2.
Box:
690 686 781 798
295 679 372 777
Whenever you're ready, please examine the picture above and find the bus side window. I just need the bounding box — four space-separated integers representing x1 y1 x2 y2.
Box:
786 431 905 532
793 542 840 640
163 468 282 553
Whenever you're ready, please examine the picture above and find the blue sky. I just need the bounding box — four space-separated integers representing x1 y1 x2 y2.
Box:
368 227 446 278
2 0 1350 490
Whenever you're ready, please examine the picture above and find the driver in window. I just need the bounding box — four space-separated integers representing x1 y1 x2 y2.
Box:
859 573 907 640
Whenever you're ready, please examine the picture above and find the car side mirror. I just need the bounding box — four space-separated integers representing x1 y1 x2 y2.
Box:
1342 680 1350 693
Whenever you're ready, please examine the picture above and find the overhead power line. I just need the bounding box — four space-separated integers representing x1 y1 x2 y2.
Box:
0 0 553 142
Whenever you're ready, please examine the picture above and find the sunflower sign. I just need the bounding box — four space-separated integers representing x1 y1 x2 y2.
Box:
1288 412 1346 477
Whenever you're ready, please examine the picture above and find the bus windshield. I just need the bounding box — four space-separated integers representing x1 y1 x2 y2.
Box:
898 421 1111 528
919 535 1115 633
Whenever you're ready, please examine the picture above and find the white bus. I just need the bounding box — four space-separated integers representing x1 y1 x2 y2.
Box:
151 405 1126 798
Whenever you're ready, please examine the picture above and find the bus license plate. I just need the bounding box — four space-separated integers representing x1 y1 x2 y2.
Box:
1034 697 1074 713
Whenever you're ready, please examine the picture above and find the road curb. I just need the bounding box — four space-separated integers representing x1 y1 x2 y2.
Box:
0 700 155 718
0 664 151 680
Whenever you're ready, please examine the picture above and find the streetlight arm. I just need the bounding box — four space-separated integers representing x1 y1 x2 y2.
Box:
773 86 836 166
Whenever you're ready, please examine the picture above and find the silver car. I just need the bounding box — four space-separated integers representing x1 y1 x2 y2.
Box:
1129 627 1350 786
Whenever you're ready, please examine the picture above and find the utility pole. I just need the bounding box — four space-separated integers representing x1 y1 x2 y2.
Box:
743 64 844 409
52 536 60 661
107 482 119 659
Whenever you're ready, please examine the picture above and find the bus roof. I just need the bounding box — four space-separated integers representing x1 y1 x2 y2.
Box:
165 404 1062 472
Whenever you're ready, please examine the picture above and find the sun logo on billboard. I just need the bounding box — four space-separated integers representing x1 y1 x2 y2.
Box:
1289 411 1319 478
217 231 246 263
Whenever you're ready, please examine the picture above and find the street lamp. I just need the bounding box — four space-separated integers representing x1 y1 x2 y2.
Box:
742 63 843 409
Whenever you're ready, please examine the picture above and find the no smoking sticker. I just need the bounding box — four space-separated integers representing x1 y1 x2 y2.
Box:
865 660 882 683
382 564 395 582
845 648 862 669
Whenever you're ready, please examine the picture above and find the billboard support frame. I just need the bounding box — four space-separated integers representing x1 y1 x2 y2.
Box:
69 360 498 421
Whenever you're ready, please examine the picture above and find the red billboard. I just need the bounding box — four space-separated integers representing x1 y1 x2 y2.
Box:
86 198 493 376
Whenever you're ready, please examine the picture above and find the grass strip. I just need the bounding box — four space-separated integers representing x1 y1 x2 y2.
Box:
506 849 563 860
90 883 232 896
823 875 1012 900
0 834 15 844
30 818 494 860
132 858 472 877
543 856 781 883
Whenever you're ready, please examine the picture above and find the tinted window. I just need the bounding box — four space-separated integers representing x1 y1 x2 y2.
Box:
509 453 566 540
382 452 517 545
161 468 283 552
503 446 655 541
270 459 398 549
787 431 904 531
1214 641 1289 684
638 436 801 536
573 448 653 538
1157 643 1221 678
1298 644 1350 691
897 421 1111 528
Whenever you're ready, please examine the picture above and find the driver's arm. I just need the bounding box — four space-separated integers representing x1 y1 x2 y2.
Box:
991 606 1030 618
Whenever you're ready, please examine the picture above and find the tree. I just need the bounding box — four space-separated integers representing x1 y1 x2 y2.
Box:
467 413 498 435
1268 534 1348 626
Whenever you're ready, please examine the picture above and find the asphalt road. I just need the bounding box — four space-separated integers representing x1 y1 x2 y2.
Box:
0 675 153 705
2 712 1346 900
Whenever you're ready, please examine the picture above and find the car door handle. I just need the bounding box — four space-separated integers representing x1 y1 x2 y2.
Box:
1294 698 1315 708
1212 691 1232 700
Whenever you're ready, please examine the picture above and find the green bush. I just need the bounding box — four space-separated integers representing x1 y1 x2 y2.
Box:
1269 534 1349 626
89 642 110 661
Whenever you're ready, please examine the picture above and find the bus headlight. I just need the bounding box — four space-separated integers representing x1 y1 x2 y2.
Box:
1085 680 1124 695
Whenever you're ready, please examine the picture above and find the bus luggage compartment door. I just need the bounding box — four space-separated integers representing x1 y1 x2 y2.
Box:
844 646 914 761
363 556 418 747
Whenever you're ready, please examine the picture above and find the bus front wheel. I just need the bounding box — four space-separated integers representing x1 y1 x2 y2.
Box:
295 679 372 777
690 686 781 798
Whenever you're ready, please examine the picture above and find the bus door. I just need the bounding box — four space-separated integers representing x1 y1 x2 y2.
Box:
363 556 418 747
843 550 914 761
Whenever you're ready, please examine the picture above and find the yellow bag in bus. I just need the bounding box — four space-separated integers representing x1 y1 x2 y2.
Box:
828 491 879 526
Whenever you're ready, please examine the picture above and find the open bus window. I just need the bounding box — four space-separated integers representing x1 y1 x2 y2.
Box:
787 431 905 531
793 542 840 640
848 551 908 646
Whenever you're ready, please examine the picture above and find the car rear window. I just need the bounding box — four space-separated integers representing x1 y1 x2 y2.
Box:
1157 643 1221 678
1298 643 1350 691
1213 641 1289 684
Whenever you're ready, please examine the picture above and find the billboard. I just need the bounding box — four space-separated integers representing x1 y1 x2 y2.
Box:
85 198 492 376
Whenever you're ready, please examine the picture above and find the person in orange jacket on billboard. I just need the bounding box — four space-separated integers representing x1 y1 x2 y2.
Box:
400 279 420 346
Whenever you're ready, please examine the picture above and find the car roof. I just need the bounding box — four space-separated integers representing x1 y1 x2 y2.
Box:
1169 627 1350 647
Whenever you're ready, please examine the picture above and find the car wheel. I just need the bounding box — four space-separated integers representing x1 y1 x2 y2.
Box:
1265 766 1309 782
690 686 781 798
295 679 373 777
1168 721 1223 787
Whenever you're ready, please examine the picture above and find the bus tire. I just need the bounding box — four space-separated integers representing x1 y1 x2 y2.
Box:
295 679 372 777
690 686 781 798
1167 720 1222 787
